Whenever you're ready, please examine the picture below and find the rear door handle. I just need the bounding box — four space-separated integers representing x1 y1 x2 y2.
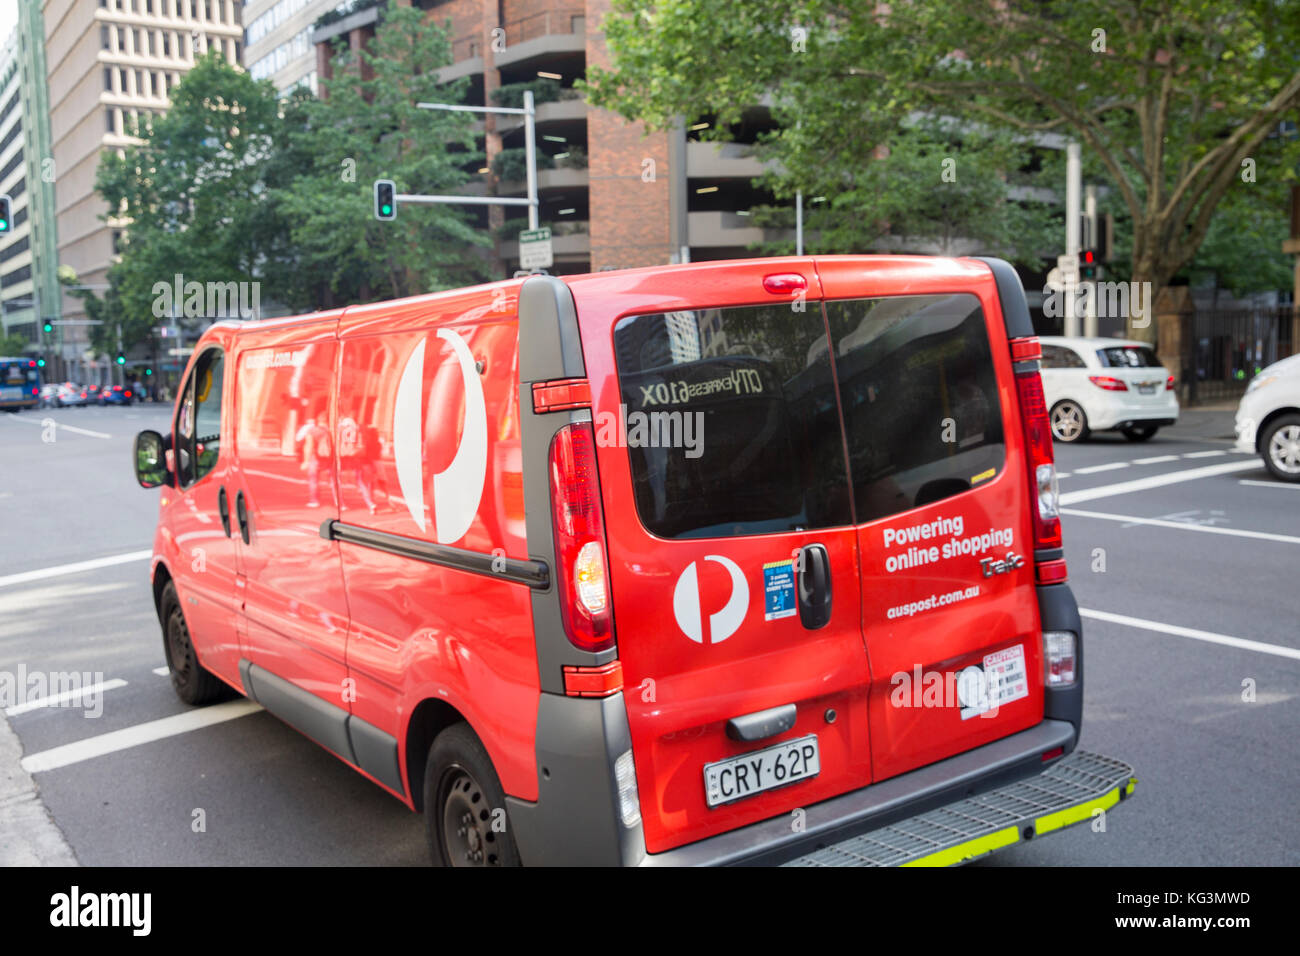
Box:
217 486 231 538
726 704 797 743
235 490 250 545
797 543 832 630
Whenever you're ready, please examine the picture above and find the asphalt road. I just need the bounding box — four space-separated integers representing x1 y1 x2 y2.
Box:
1 404 1296 866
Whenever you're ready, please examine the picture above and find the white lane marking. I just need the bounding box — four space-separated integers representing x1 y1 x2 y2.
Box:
1058 459 1259 505
1055 472 1072 479
1062 507 1300 545
1073 462 1129 475
0 415 111 439
1183 450 1226 459
4 679 129 717
0 550 152 590
152 666 170 676
19 699 263 773
1133 455 1179 465
1081 608 1300 661
1239 479 1300 491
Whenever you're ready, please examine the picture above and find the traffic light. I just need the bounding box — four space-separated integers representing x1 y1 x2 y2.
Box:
43 320 53 334
144 367 153 376
116 352 126 366
1080 249 1099 281
36 357 46 368
374 180 396 221
0 193 10 233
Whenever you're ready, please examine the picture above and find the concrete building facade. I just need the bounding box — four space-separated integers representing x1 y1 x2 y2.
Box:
244 0 336 93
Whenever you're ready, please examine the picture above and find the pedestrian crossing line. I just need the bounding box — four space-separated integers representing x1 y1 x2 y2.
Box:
0 550 152 590
1133 455 1179 465
1058 459 1259 505
4 679 129 717
1239 479 1300 491
1183 450 1227 458
19 699 264 774
1061 507 1300 544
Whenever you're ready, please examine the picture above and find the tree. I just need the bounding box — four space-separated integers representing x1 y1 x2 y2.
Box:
585 0 1300 342
266 4 491 308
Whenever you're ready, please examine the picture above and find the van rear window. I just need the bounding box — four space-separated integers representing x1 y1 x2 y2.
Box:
825 293 1005 523
613 305 853 539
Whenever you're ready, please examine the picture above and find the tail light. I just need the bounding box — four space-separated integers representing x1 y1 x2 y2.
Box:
1044 631 1076 685
1166 375 1175 391
125 390 132 397
548 422 615 653
1088 375 1128 391
1011 339 1062 555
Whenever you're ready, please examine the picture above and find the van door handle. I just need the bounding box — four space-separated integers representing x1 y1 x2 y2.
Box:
797 543 832 630
235 490 250 545
217 486 231 537
726 704 797 742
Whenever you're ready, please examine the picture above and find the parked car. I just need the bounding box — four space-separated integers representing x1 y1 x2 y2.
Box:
1235 353 1300 482
97 384 135 406
132 256 1133 866
1038 336 1179 443
38 382 91 407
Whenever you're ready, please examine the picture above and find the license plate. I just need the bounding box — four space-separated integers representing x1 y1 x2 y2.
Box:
1137 384 1156 394
703 734 820 807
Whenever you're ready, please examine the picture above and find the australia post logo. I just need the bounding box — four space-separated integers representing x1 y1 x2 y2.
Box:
673 555 749 644
393 329 487 544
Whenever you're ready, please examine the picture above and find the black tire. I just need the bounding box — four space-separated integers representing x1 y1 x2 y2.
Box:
1050 400 1090 443
1121 425 1158 442
1260 414 1300 482
159 581 228 705
424 723 522 867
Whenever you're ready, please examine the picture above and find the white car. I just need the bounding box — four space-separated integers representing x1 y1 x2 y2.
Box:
1038 336 1179 443
1234 353 1300 482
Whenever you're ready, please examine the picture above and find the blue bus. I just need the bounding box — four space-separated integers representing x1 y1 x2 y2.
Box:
0 356 41 411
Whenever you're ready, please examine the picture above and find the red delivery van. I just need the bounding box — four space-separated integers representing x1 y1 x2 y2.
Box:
133 256 1136 866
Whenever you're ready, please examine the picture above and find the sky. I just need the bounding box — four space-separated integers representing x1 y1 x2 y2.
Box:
0 2 16 45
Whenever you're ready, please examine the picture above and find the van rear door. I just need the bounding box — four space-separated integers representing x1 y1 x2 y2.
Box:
815 257 1045 782
576 260 871 855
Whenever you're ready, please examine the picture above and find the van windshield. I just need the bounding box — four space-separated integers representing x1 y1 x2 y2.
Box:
613 304 852 539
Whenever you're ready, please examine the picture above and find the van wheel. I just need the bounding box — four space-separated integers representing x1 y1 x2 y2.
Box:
424 723 521 867
1121 425 1158 442
1050 401 1089 443
159 582 227 706
1261 414 1300 482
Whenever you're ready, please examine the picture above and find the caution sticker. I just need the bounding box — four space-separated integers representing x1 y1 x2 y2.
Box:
958 643 1029 719
762 559 796 621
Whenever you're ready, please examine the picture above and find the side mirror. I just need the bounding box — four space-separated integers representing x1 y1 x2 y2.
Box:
134 430 171 488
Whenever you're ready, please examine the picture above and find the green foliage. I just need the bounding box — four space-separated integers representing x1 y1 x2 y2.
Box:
0 332 29 356
585 0 1300 339
80 7 490 346
491 147 555 183
315 0 386 30
491 78 563 109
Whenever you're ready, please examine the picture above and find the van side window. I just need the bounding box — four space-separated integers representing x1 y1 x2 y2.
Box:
613 305 852 539
1041 345 1085 369
176 348 224 488
825 293 1005 523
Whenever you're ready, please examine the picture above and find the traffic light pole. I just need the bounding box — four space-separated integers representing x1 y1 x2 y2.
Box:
403 90 540 229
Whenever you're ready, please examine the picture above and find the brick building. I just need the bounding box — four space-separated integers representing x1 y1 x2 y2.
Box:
314 0 784 275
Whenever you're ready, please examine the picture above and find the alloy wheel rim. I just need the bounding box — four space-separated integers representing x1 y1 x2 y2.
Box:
1052 404 1082 440
1269 425 1300 475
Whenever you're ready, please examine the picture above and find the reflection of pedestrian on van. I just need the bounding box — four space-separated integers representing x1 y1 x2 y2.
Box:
338 415 377 513
296 403 332 508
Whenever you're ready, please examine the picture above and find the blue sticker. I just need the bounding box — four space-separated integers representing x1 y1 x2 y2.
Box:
763 559 796 621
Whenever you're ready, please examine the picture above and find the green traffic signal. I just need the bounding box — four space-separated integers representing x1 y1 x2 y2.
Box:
0 193 9 232
43 321 53 333
116 353 126 365
374 180 397 221
145 367 153 376
36 358 45 368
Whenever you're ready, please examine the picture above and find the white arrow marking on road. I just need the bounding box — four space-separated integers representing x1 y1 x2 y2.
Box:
0 415 111 439
4 679 129 717
19 699 264 773
1058 459 1259 505
1062 508 1300 545
0 550 152 590
1080 609 1300 661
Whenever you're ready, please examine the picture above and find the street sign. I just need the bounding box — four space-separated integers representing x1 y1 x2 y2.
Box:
1056 253 1079 284
519 227 553 270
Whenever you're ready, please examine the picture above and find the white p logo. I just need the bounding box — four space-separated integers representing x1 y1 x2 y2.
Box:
673 555 748 644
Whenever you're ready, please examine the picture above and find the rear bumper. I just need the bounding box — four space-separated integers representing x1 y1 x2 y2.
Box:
642 718 1080 866
1088 393 1178 431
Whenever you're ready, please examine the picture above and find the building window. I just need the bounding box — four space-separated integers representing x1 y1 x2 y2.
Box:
106 108 115 134
104 67 113 91
162 32 170 56
101 26 110 50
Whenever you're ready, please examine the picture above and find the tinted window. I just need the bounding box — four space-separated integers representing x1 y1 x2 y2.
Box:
613 304 852 539
1041 344 1086 369
176 348 223 488
825 294 1005 523
1098 345 1160 368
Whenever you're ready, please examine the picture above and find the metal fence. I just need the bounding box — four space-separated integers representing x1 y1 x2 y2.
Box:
1189 306 1295 404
